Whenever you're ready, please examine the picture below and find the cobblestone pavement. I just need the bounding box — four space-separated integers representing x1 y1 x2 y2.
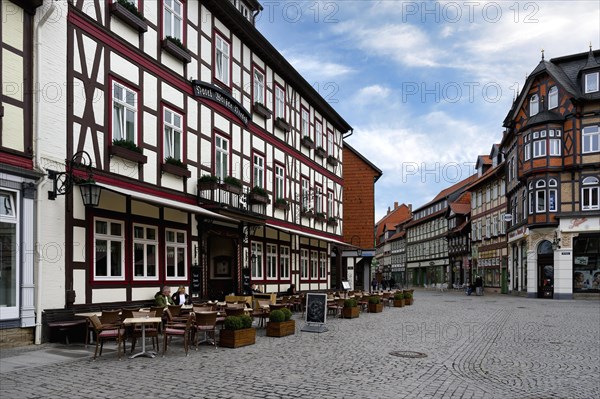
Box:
1 290 599 399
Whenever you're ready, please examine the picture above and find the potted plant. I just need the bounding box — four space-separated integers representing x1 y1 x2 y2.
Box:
219 315 256 348
327 155 339 167
247 186 270 204
315 146 326 158
301 207 314 218
161 36 191 63
162 156 191 178
403 291 414 306
368 296 383 313
198 174 219 191
110 0 148 32
253 102 272 119
274 198 289 211
266 308 295 337
315 212 326 222
301 135 315 149
393 291 405 307
327 216 338 227
109 139 147 164
222 176 242 194
341 298 359 319
274 117 291 132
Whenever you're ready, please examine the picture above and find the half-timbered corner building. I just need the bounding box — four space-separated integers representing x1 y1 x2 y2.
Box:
29 0 352 325
501 48 600 299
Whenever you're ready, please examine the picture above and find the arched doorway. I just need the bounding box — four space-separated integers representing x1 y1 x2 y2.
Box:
537 240 554 298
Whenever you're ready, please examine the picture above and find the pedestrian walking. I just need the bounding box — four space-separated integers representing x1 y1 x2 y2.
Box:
371 277 377 292
475 275 483 296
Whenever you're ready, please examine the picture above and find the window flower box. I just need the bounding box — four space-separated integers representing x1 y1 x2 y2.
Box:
315 212 327 222
301 209 314 219
198 175 219 191
327 217 338 227
110 1 148 33
274 198 289 211
221 176 243 195
274 117 291 132
247 187 270 204
253 102 272 119
161 158 191 178
109 143 147 164
161 37 191 63
315 146 326 158
301 136 315 149
327 155 338 167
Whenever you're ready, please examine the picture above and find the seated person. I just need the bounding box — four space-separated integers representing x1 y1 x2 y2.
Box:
286 284 296 295
171 285 191 305
154 286 175 308
251 284 262 294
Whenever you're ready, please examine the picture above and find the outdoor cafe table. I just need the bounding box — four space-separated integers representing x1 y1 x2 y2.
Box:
122 317 162 359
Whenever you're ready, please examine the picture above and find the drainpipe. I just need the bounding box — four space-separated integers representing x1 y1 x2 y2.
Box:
34 1 57 345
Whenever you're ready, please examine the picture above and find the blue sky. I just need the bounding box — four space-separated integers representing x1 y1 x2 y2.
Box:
256 1 600 221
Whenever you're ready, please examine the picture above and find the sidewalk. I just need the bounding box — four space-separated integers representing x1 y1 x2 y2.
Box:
0 343 97 374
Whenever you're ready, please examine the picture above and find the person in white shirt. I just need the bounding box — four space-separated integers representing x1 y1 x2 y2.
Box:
171 285 191 305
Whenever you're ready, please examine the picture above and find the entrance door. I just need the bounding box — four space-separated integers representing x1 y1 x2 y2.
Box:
537 240 554 298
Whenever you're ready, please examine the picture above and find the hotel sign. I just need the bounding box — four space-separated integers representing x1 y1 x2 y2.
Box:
192 80 250 126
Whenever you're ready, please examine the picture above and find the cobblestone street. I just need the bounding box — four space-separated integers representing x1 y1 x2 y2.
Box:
1 290 599 399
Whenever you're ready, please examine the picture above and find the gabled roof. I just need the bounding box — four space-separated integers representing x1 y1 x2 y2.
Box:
467 161 506 191
375 204 411 238
413 174 478 213
449 192 471 215
343 141 383 182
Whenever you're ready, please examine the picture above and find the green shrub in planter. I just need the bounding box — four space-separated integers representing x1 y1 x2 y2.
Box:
224 316 243 330
394 292 404 300
281 307 292 321
344 298 357 308
240 314 253 329
368 297 381 305
269 310 285 322
403 291 413 299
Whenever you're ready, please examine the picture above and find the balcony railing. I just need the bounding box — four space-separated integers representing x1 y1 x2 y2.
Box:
198 179 269 215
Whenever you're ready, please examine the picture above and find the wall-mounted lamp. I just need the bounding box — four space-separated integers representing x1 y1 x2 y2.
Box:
47 150 101 207
552 231 561 250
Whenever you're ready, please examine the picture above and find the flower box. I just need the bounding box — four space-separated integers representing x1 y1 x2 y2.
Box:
221 183 242 195
393 299 405 308
247 192 270 204
327 155 339 167
161 38 191 63
301 210 314 219
266 320 295 337
341 307 359 319
327 217 338 227
109 144 147 164
274 200 289 211
368 303 383 313
315 213 326 223
198 181 219 191
253 102 272 119
315 147 326 158
161 162 191 178
301 136 315 149
274 118 291 132
219 327 256 348
109 2 148 32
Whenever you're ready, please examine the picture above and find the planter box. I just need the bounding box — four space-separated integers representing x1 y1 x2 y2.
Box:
221 183 242 195
274 201 290 211
109 145 147 164
274 118 291 132
301 210 314 219
161 39 191 63
161 162 191 178
404 298 413 306
247 192 270 204
198 181 219 191
393 299 405 308
219 328 256 348
301 137 315 149
341 307 359 319
315 214 326 223
266 320 295 337
368 303 383 313
327 156 339 167
315 147 326 158
110 2 148 32
253 103 272 119
327 219 338 227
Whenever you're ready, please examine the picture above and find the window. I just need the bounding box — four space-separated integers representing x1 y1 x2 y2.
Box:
549 139 561 156
94 218 124 280
0 190 18 311
215 34 230 86
315 121 323 148
533 139 546 158
319 252 327 279
581 176 600 210
536 180 546 213
585 72 599 93
301 108 310 138
251 242 263 279
280 246 290 279
315 185 323 214
275 85 285 119
583 125 599 153
327 191 334 217
275 165 285 200
253 68 265 105
301 178 310 211
549 179 558 212
530 94 539 116
266 244 277 279
164 108 182 161
133 224 158 280
253 154 264 188
528 182 534 215
524 143 531 161
310 250 318 279
327 130 334 155
492 215 498 236
548 86 558 109
166 229 186 279
300 249 308 279
112 82 137 143
215 135 229 180
164 0 183 40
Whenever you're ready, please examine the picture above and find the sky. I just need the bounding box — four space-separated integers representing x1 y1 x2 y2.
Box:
255 0 600 222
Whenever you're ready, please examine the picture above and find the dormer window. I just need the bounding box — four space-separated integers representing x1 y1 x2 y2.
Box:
530 94 539 116
548 86 558 109
585 72 599 93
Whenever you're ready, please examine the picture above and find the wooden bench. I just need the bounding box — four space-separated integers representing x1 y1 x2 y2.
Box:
42 309 87 344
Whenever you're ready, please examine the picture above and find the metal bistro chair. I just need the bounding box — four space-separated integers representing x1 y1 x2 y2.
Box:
194 311 218 349
89 314 125 360
163 312 195 356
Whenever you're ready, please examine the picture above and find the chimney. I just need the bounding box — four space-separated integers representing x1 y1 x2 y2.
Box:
394 201 398 210
408 204 412 212
387 206 391 215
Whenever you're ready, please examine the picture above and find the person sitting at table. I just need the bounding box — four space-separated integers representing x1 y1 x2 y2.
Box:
171 285 191 305
154 286 175 308
251 284 262 294
286 284 296 295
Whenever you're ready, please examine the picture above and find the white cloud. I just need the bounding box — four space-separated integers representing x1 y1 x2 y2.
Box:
285 54 356 80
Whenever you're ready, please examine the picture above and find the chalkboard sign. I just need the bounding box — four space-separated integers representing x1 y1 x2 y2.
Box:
191 266 201 295
305 293 327 324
